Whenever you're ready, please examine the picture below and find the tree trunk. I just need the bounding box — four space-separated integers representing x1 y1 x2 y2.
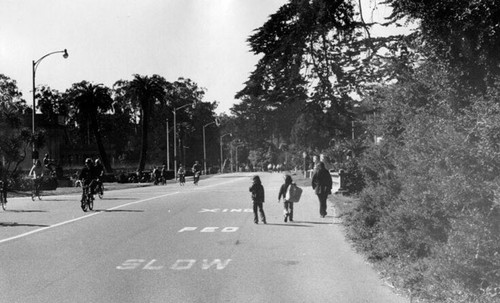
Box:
90 114 113 173
138 107 149 172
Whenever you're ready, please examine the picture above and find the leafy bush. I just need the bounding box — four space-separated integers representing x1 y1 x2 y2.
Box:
346 74 500 301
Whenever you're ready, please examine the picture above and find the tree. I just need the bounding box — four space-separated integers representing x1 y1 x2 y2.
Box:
116 75 167 172
37 86 67 125
64 81 113 172
233 0 411 151
0 74 30 176
385 0 500 101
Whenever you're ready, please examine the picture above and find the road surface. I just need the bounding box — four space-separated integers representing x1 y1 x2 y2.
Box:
0 172 408 303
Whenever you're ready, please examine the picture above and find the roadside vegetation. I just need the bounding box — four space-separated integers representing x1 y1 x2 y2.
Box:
2 1 500 301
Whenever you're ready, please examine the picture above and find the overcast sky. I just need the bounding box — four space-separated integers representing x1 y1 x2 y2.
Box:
1 0 407 114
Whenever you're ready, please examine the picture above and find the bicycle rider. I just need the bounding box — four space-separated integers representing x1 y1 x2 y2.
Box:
177 164 186 184
29 159 44 197
0 161 7 203
192 161 201 184
161 164 167 185
79 158 96 201
94 158 105 193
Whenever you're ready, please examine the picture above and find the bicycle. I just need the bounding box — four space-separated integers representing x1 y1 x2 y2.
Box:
178 174 185 186
95 179 104 199
0 180 6 211
31 178 42 201
81 181 94 212
193 171 200 185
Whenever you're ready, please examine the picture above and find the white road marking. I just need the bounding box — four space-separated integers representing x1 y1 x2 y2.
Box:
0 176 244 245
117 259 232 270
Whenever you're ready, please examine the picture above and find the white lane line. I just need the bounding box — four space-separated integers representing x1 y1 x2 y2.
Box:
0 192 179 245
0 177 245 245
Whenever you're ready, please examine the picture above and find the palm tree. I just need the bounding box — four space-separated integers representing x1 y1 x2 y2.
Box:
122 74 167 172
65 81 113 172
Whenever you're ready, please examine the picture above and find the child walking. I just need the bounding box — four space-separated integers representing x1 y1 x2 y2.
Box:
278 175 294 222
249 175 266 224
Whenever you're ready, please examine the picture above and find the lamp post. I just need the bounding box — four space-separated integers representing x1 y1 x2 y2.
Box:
220 133 232 173
32 49 69 161
302 151 307 178
202 119 219 175
231 139 243 172
173 102 194 180
166 119 170 170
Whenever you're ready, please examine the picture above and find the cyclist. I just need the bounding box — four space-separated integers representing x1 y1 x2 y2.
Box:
160 164 167 185
192 161 201 185
177 164 186 185
94 158 105 195
29 159 44 199
43 153 55 175
79 158 96 201
0 162 7 205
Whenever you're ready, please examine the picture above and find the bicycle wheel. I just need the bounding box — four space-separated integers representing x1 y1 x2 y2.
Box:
81 193 88 212
88 196 93 210
81 200 88 212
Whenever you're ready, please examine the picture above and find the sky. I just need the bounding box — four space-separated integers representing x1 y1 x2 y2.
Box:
0 0 410 114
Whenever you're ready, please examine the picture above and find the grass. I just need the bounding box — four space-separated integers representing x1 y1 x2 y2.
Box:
329 194 358 218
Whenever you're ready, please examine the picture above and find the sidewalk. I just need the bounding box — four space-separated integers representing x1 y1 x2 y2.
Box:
8 182 155 198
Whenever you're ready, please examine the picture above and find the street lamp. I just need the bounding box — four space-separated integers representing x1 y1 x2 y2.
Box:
32 49 69 161
302 151 307 178
203 118 219 175
173 102 194 180
231 139 243 173
219 133 232 173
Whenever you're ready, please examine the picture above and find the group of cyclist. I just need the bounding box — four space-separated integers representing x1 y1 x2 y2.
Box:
177 161 202 185
0 157 202 208
78 158 105 201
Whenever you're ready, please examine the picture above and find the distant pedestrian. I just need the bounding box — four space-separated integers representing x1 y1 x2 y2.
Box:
278 174 294 222
249 175 266 224
312 162 332 218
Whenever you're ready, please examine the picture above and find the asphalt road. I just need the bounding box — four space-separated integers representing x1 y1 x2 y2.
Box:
0 172 408 303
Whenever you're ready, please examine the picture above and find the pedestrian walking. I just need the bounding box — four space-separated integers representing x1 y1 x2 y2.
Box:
278 174 295 222
311 162 332 218
249 175 266 224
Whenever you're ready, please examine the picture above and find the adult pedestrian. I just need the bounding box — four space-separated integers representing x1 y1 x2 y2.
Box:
311 162 332 218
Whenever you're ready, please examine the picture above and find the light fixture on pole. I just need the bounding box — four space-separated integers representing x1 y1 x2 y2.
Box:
173 102 195 180
203 118 219 175
32 49 69 161
219 133 232 173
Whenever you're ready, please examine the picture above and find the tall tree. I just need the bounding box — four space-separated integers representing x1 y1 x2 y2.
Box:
117 74 167 172
0 74 30 175
64 81 113 172
234 0 409 150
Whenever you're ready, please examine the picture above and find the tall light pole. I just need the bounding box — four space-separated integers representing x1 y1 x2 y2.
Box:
166 119 170 170
219 133 232 173
202 119 219 175
173 102 194 180
32 49 69 161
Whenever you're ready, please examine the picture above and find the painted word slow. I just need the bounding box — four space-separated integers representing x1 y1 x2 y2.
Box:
178 227 239 233
117 259 232 270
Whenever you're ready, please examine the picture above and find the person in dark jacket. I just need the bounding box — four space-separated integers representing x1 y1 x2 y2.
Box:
249 175 266 224
278 174 294 222
312 162 332 218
